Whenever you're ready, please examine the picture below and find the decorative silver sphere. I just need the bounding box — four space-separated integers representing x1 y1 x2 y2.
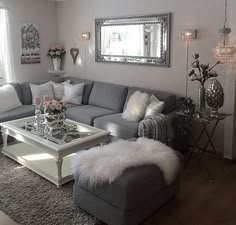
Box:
206 79 224 115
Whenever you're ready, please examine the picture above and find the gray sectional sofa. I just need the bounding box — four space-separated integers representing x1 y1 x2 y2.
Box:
0 76 176 142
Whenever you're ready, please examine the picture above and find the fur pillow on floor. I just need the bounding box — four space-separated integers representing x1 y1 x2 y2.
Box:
122 91 149 121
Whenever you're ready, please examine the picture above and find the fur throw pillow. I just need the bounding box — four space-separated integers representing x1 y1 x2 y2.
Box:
122 91 149 121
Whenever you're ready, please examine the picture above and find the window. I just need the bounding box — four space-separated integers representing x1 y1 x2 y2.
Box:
0 9 15 83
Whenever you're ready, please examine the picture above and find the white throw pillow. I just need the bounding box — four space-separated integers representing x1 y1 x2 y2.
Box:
145 95 165 117
122 91 149 122
63 83 84 105
0 84 22 113
51 80 70 100
30 82 54 105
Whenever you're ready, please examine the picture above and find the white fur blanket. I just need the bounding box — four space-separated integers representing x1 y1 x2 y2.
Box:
72 138 180 187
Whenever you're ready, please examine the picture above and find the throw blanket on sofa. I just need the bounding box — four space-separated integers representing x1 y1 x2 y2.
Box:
72 138 180 187
138 114 168 143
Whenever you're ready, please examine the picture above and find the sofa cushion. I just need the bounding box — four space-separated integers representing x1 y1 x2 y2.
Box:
64 76 94 105
20 77 64 105
66 105 115 125
0 105 35 123
124 87 176 114
89 82 128 112
10 83 24 105
94 113 139 139
75 165 167 211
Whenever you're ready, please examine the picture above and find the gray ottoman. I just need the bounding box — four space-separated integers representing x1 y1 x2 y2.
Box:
73 165 179 225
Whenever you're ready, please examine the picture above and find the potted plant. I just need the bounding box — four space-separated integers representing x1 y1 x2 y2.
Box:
171 97 196 152
47 45 66 71
188 53 220 114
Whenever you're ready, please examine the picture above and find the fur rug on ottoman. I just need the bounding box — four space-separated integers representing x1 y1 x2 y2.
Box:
73 137 181 187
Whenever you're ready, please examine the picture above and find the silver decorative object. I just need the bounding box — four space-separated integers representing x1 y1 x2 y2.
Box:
34 104 42 129
44 112 66 136
70 47 79 65
198 85 206 112
206 79 224 116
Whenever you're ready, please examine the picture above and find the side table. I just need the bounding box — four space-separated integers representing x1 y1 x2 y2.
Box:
185 113 231 181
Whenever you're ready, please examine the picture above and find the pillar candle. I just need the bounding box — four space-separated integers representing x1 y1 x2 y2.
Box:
35 96 41 105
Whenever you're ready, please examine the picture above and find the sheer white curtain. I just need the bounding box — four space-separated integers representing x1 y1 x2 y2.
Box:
0 9 15 83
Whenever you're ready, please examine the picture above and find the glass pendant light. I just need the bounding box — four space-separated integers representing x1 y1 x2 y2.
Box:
213 0 236 63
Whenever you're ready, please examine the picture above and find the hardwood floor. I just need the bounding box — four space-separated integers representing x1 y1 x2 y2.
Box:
144 154 236 225
1 154 236 225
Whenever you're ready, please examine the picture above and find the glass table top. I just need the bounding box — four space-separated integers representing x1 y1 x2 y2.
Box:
1 116 103 146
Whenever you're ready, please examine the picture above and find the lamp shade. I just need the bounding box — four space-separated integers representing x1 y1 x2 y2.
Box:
81 32 90 41
178 29 197 40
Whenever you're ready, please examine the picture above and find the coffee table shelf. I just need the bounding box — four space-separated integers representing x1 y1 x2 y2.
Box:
1 117 110 187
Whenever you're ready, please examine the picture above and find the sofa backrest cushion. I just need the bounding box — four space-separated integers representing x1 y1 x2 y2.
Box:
20 77 64 105
8 83 24 105
64 76 94 105
89 82 128 112
124 87 176 114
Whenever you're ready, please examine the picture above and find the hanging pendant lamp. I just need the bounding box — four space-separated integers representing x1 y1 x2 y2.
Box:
213 0 236 63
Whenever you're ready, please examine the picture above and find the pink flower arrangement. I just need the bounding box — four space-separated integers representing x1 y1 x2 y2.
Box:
47 44 66 59
44 100 67 114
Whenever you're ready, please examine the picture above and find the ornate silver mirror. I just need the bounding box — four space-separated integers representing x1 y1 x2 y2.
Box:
95 13 171 67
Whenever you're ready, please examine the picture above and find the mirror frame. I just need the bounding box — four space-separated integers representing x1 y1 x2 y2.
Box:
95 13 171 67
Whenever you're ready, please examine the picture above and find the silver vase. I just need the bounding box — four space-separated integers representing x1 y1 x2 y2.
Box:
44 112 66 136
198 85 208 118
206 79 224 116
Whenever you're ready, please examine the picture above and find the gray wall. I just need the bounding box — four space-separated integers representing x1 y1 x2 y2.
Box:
57 0 232 152
0 0 58 82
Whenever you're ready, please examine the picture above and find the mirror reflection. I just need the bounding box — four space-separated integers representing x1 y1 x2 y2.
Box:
101 24 164 58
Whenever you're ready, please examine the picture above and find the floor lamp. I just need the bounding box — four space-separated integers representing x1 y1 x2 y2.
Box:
80 32 90 80
179 29 197 96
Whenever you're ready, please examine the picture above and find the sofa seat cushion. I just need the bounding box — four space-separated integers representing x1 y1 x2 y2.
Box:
66 105 115 125
89 82 128 112
0 105 35 123
75 165 174 211
94 113 139 139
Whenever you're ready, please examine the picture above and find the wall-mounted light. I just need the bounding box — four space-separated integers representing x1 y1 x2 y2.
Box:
178 29 197 97
178 29 197 41
81 32 90 41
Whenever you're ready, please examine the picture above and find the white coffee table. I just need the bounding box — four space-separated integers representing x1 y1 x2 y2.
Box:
0 117 110 187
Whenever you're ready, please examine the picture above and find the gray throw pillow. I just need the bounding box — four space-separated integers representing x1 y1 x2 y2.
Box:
52 80 70 100
145 95 165 117
30 82 54 105
63 83 84 105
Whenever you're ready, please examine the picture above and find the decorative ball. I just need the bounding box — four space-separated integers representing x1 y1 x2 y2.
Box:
206 79 224 110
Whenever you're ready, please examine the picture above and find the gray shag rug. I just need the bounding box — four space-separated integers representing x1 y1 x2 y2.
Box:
0 153 100 225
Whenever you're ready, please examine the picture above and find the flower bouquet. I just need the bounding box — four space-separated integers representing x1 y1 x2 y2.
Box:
47 44 66 71
47 45 66 59
43 100 67 135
